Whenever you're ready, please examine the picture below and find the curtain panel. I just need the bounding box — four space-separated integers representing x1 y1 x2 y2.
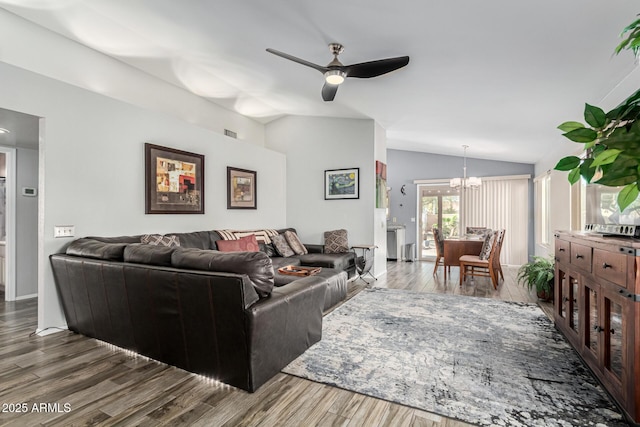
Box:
461 176 529 265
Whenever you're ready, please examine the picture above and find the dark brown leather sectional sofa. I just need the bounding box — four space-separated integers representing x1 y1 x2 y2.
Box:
49 229 355 392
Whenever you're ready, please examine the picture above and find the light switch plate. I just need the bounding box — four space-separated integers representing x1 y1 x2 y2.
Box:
54 225 75 238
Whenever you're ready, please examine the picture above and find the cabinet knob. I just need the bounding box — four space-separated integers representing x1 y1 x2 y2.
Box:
602 263 612 269
562 297 569 303
559 248 566 252
594 325 604 333
576 254 584 259
610 328 616 335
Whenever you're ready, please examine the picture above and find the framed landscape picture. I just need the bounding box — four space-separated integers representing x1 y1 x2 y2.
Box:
145 143 204 214
227 167 257 209
325 168 359 200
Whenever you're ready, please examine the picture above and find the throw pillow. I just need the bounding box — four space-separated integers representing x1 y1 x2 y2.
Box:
216 234 260 252
141 234 181 247
271 234 295 257
478 231 495 260
324 229 349 253
284 230 308 255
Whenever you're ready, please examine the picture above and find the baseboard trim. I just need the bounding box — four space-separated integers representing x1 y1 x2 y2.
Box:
15 293 37 301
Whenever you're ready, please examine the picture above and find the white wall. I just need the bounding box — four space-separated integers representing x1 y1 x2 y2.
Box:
373 122 388 277
0 61 287 332
0 8 265 147
265 116 380 271
16 147 38 298
535 64 640 257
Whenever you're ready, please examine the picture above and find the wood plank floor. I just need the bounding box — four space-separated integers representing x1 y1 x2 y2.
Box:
0 261 546 426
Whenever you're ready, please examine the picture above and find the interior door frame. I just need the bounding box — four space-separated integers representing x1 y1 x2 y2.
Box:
0 146 16 301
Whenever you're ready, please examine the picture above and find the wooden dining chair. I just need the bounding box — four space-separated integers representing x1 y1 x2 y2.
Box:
459 229 505 289
432 227 447 279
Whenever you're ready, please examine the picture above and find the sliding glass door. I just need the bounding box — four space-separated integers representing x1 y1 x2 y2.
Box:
418 184 460 260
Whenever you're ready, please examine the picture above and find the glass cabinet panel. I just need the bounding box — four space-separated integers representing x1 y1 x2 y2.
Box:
586 285 598 353
558 269 566 319
570 277 579 332
607 298 623 380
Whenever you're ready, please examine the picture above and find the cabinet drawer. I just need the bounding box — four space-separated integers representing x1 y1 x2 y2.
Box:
570 242 592 272
593 248 628 288
555 239 570 264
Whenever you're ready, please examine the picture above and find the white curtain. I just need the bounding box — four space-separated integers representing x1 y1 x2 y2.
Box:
461 176 529 265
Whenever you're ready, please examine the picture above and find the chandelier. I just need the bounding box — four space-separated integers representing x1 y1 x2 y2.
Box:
450 145 481 189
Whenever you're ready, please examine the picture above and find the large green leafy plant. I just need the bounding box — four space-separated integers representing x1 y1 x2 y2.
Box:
555 16 640 211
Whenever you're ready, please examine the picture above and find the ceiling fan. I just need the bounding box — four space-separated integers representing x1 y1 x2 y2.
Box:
266 43 410 101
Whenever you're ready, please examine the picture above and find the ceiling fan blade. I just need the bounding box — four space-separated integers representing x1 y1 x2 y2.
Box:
345 56 410 78
266 48 328 73
322 83 339 102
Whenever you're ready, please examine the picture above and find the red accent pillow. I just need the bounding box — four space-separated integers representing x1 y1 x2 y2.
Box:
216 234 260 252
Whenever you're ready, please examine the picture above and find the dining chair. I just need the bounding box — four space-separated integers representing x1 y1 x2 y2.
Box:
432 227 447 279
459 229 505 289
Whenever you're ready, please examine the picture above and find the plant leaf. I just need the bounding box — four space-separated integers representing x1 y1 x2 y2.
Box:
563 128 597 143
591 149 621 168
618 183 640 211
568 167 581 185
554 156 581 171
579 158 595 182
557 121 584 132
584 104 606 128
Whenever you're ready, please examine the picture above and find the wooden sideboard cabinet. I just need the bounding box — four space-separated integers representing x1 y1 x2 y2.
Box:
554 231 640 424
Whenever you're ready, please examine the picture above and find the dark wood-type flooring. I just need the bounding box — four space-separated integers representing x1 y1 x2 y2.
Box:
0 261 545 426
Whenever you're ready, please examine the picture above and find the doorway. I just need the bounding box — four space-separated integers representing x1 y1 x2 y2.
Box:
417 184 460 260
0 107 40 302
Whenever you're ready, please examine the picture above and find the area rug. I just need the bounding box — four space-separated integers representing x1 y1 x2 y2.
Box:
283 288 627 427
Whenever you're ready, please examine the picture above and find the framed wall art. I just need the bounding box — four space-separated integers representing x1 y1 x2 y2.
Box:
227 167 257 209
325 168 359 200
145 143 204 214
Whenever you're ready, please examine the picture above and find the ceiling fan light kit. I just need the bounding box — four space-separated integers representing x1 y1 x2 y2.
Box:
324 69 346 85
266 43 409 101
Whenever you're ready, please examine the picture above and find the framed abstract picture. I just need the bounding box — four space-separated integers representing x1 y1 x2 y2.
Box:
227 167 257 209
325 168 359 200
145 143 204 214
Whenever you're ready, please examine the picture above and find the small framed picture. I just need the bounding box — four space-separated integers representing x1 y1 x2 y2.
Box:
145 143 204 214
227 167 257 209
325 168 359 200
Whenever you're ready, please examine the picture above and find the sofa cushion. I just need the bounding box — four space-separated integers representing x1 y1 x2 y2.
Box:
271 234 295 257
66 238 128 261
270 256 302 272
216 234 260 252
284 230 307 255
297 252 355 272
169 230 217 249
324 229 349 253
124 243 175 266
141 234 181 247
171 248 275 297
259 243 277 257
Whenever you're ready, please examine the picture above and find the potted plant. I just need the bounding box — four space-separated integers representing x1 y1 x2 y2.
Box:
517 256 555 301
554 15 640 211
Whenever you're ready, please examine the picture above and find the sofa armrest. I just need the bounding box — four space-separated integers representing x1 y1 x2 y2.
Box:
244 276 326 391
304 244 324 254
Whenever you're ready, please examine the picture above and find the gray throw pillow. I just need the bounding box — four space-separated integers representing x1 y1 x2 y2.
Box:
478 231 495 260
284 230 308 255
141 234 181 247
271 234 295 257
324 229 349 253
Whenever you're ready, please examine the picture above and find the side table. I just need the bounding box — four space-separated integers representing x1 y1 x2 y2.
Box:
351 245 377 284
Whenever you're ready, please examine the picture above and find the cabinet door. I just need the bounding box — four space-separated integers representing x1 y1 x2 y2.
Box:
582 281 600 366
601 287 627 404
555 267 580 346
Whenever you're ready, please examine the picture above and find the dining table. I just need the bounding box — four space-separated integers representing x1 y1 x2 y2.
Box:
443 237 485 273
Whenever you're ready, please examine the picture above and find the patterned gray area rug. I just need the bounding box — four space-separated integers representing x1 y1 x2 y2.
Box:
283 288 627 427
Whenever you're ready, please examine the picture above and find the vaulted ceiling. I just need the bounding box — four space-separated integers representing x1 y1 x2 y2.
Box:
1 0 638 163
